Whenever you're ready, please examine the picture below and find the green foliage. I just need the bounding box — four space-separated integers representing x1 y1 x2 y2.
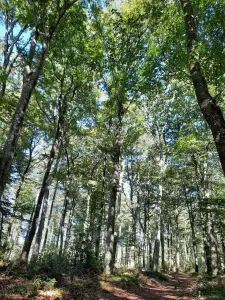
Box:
33 277 57 291
28 250 71 279
3 276 57 297
27 246 104 280
108 273 140 288
84 248 104 274
196 276 225 300
120 274 140 288
1 0 225 288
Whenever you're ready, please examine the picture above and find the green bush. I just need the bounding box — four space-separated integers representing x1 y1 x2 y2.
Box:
28 249 71 279
84 249 104 274
27 246 104 280
33 277 57 291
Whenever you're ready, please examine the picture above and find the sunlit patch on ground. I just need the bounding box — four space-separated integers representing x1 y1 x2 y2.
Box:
1 271 222 299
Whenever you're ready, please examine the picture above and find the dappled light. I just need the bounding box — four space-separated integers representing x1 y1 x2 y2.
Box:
0 272 203 299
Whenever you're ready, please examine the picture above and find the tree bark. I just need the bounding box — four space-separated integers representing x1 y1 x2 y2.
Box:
161 220 165 272
20 117 62 263
180 0 225 176
185 191 199 273
42 151 62 249
152 181 162 272
31 189 50 261
95 156 107 259
105 100 123 275
204 210 218 276
152 152 164 272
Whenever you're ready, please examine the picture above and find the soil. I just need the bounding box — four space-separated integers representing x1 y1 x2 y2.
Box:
0 272 202 300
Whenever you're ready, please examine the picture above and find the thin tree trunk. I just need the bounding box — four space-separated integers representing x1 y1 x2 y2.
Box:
149 241 153 270
59 190 70 256
42 181 58 249
185 191 199 273
42 145 63 250
64 196 76 251
95 156 107 259
20 120 62 263
31 189 50 261
175 213 180 272
161 220 165 272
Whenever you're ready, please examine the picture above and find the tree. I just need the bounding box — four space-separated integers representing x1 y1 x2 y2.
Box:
0 0 78 202
179 0 225 176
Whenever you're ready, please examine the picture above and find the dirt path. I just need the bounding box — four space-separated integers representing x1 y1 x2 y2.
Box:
99 273 199 300
0 272 200 299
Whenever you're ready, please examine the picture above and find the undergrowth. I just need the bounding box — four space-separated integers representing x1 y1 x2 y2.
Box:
195 275 225 300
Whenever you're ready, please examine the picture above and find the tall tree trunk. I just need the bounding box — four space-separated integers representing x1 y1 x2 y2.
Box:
105 99 123 275
64 196 76 251
20 120 62 263
153 154 164 272
31 189 50 261
127 157 138 265
180 0 225 176
59 189 70 256
185 191 199 273
175 212 180 272
95 156 107 259
42 152 62 249
148 240 153 270
204 210 218 276
105 155 120 274
161 219 165 272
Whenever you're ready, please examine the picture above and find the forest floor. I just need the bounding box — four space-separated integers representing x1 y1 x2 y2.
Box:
0 271 225 299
